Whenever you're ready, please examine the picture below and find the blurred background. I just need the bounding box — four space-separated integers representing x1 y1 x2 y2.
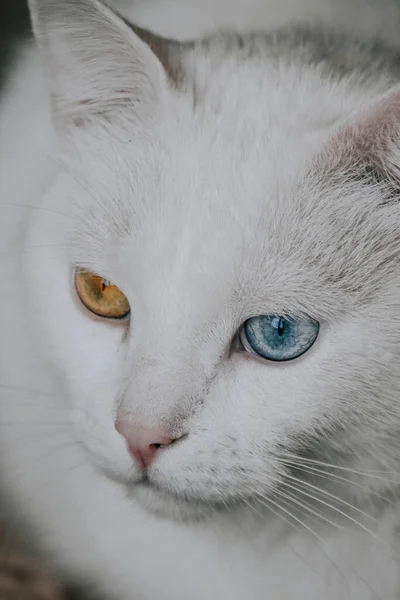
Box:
0 0 29 34
0 0 29 87
0 0 30 45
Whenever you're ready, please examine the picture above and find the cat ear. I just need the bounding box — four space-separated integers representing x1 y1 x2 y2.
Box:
28 0 172 126
325 86 400 192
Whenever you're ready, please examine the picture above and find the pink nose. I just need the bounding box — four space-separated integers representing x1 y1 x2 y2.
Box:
115 421 174 468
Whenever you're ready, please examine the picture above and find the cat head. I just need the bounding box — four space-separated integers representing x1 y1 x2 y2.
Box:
26 0 400 520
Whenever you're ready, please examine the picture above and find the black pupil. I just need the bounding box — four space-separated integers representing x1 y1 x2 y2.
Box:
277 318 285 336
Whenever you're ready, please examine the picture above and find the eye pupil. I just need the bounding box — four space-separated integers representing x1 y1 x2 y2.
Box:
276 318 285 336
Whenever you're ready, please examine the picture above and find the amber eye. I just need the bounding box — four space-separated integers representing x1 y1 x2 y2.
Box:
75 269 130 320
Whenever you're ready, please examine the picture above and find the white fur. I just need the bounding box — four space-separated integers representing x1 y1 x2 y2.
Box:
1 0 400 598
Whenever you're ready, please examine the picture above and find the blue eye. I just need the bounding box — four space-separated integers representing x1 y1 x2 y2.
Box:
240 314 319 362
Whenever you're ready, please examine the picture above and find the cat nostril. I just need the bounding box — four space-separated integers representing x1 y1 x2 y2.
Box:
115 421 179 469
151 442 164 450
151 437 184 450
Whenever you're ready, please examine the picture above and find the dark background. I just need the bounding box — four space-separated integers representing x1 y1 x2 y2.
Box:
0 0 30 36
0 0 30 86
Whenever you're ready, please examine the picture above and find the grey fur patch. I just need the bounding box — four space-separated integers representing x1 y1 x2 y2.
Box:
151 25 400 88
261 27 400 82
128 22 187 86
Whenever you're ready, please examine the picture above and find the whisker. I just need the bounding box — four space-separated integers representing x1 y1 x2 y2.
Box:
0 202 79 222
0 429 72 451
30 459 89 494
353 571 385 600
272 487 346 532
279 479 393 553
221 499 257 548
277 452 400 477
270 491 335 531
33 149 104 211
0 433 74 454
243 495 302 532
22 244 72 252
277 459 398 505
0 420 70 432
253 490 324 543
241 495 286 525
3 440 87 488
253 490 351 593
282 472 379 523
5 458 90 533
0 402 70 413
0 405 70 413
247 495 325 577
244 469 346 532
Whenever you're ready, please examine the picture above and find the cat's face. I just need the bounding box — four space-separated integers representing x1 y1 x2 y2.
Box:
25 0 400 520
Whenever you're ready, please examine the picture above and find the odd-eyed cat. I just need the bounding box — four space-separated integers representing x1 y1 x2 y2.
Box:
1 0 400 598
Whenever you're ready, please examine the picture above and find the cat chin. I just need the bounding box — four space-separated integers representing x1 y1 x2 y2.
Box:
126 481 233 522
92 458 228 521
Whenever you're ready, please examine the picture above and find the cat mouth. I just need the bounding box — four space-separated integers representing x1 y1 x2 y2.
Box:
125 476 236 521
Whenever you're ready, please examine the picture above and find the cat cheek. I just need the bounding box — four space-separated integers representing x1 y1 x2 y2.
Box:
71 399 138 480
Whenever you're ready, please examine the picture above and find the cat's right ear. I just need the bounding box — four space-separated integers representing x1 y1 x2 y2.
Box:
28 0 172 128
320 85 400 191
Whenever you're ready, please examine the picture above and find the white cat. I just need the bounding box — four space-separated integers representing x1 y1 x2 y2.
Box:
1 0 400 598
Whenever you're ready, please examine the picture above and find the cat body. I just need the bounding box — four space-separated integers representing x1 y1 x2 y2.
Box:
1 1 400 598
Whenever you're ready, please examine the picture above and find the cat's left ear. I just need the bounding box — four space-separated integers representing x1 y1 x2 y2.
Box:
28 0 175 127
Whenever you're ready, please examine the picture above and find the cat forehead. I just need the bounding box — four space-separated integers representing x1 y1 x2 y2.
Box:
71 68 329 271
70 114 393 323
67 30 399 317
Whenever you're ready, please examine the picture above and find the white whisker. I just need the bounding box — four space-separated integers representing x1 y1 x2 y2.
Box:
253 490 324 543
253 490 351 592
277 452 400 477
22 244 72 252
277 458 397 505
282 473 379 523
279 479 393 553
0 202 79 221
271 486 346 532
